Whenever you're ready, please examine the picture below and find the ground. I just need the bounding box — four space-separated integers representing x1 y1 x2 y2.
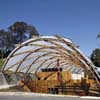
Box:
0 95 99 100
0 92 100 100
0 86 24 92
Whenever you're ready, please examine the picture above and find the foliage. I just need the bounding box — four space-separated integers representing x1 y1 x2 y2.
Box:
8 21 39 43
97 33 100 39
90 48 100 67
0 59 4 69
0 21 39 58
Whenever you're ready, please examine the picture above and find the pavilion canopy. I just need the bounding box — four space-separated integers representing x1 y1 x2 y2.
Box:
2 36 98 82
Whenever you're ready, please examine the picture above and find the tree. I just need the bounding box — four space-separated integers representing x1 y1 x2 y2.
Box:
0 29 14 58
97 33 100 39
26 25 39 37
0 30 14 50
8 22 27 43
0 29 7 48
90 48 100 67
0 21 40 58
8 21 39 44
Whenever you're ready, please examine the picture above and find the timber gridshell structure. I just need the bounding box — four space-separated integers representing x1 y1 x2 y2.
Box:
1 35 100 95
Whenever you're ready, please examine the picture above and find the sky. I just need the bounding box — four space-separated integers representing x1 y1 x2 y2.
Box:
0 0 100 56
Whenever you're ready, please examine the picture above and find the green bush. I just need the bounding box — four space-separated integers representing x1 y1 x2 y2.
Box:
0 59 4 69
